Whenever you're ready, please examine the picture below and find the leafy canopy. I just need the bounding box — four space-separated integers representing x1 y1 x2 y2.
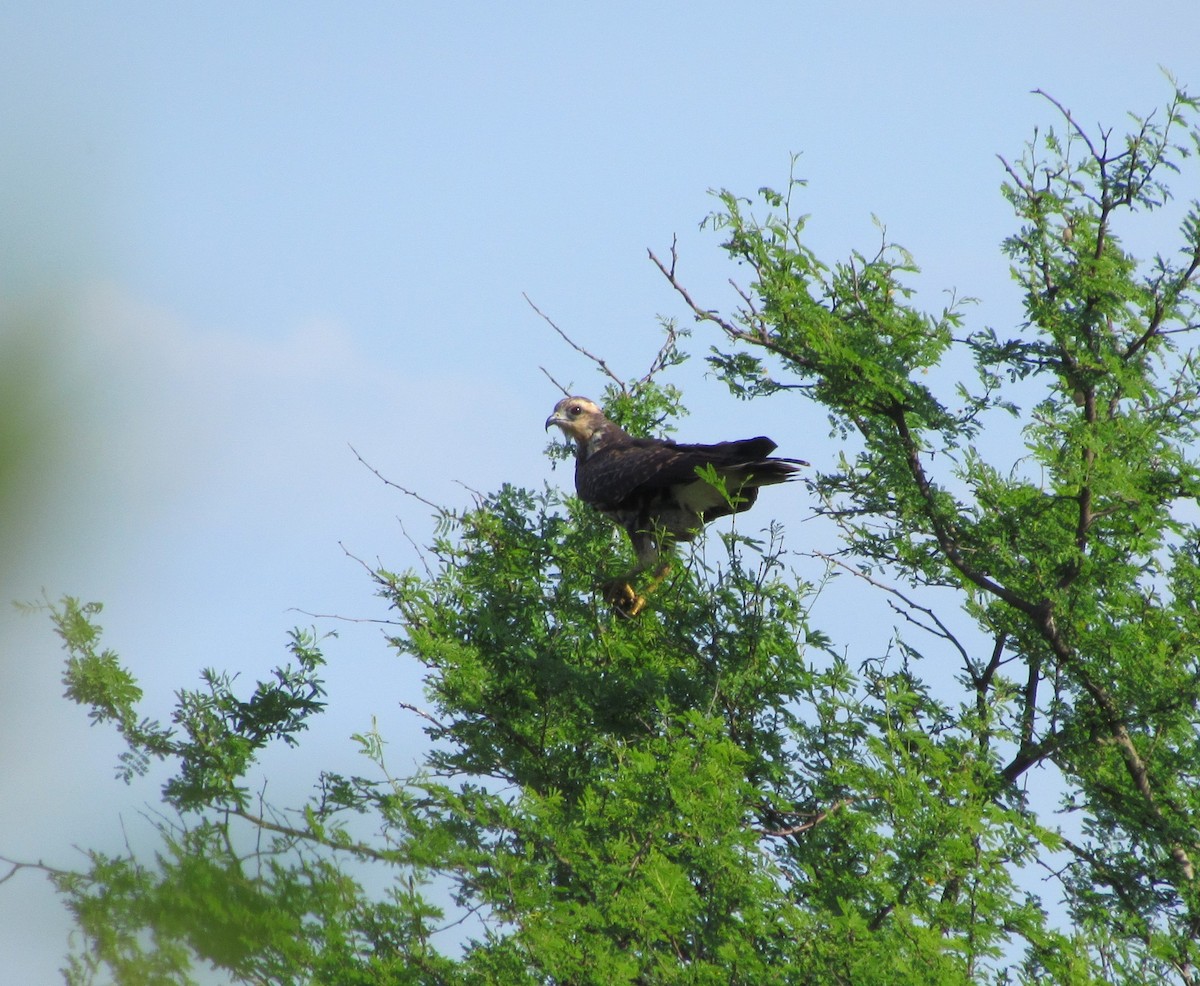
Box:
13 83 1200 986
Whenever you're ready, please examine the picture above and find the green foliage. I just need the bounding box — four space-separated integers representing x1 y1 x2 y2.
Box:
685 81 1200 981
17 83 1200 985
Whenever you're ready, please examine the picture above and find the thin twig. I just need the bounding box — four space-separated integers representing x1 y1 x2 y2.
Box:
648 242 741 338
349 445 450 516
539 365 572 397
810 550 971 665
523 293 626 390
289 607 399 626
399 701 448 732
339 540 390 581
754 799 853 837
0 855 67 883
1032 89 1103 165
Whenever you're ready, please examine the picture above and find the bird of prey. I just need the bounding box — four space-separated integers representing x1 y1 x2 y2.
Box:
545 396 806 615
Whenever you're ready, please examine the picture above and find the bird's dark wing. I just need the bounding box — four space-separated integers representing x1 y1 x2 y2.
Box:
575 437 687 507
577 435 795 508
633 437 780 488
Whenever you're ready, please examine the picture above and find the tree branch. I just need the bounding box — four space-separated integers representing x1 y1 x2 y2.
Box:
753 799 852 838
524 293 627 391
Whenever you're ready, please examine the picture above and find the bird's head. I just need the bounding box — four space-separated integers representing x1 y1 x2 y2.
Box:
545 396 607 446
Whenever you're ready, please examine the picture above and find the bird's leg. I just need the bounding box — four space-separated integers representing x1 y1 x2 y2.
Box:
601 561 672 619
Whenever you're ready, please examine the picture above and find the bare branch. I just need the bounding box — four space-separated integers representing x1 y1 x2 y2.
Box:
231 807 400 863
539 365 572 397
399 701 448 732
523 293 626 390
754 799 853 838
349 445 450 516
0 854 69 884
1033 89 1104 166
647 242 742 339
640 318 682 383
810 551 971 666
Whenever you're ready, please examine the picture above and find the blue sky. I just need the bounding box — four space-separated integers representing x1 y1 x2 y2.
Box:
2 2 1199 980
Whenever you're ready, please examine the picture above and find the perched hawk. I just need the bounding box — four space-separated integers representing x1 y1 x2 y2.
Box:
545 396 806 615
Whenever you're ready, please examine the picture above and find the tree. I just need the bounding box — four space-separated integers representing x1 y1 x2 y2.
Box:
11 83 1200 984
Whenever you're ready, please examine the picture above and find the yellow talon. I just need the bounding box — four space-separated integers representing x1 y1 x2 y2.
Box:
601 563 671 618
602 579 646 618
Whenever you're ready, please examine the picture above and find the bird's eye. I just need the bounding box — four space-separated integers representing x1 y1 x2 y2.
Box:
569 404 582 416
